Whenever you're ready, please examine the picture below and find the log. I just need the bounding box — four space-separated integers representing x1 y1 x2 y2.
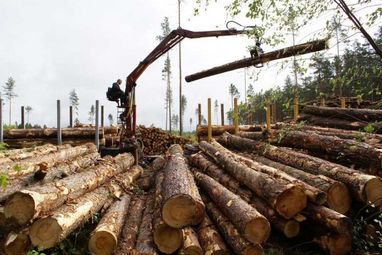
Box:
135 194 158 255
180 227 203 255
193 171 270 244
199 140 307 219
4 153 134 225
202 195 264 255
152 156 166 171
196 215 229 255
196 124 283 136
0 144 59 161
0 207 5 229
162 144 204 228
186 39 327 82
3 127 105 139
313 232 352 255
250 198 300 238
153 172 183 254
113 196 146 255
88 194 131 255
249 155 351 214
301 105 382 122
218 132 382 206
29 185 113 250
189 152 252 202
3 229 30 255
302 204 352 234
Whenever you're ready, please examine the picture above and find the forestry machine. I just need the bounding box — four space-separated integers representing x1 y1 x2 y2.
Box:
105 27 248 163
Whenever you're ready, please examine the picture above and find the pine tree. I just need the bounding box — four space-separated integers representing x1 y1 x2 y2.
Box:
3 77 18 125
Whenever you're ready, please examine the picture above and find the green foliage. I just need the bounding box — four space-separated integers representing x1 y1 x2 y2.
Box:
13 164 22 172
0 142 9 151
69 89 80 117
0 173 8 189
364 123 375 134
108 113 114 126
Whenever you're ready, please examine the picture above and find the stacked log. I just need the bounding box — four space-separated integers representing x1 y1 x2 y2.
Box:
138 125 192 155
196 215 229 255
196 124 283 137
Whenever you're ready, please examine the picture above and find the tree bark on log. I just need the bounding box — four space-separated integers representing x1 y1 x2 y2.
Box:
313 232 352 255
196 215 229 255
114 196 146 255
218 132 382 207
0 207 5 229
88 194 131 255
249 155 351 214
135 194 158 255
3 228 30 255
4 153 134 226
199 140 307 219
301 105 382 122
3 127 105 139
180 227 203 255
0 143 97 178
162 144 205 228
302 204 352 234
153 172 183 254
189 152 252 202
0 144 60 162
250 198 300 238
202 195 264 255
29 185 113 250
194 171 270 244
196 124 283 136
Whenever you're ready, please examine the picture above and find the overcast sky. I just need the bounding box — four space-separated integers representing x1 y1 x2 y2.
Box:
0 0 380 131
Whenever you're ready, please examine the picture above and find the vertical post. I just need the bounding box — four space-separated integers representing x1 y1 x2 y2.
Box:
95 100 99 150
234 98 239 134
272 103 277 123
21 106 25 129
340 97 346 109
266 104 271 131
198 103 202 125
0 99 3 143
293 96 299 122
178 0 183 136
69 106 73 128
57 100 62 145
101 105 104 127
220 103 224 126
207 98 212 142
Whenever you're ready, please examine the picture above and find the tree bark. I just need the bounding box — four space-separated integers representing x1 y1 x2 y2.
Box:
301 105 382 122
29 185 113 250
135 194 158 255
4 153 134 226
3 228 30 255
114 196 146 255
202 195 264 255
180 227 203 255
88 194 131 255
189 152 252 202
218 132 382 207
196 215 229 255
196 124 283 136
313 232 352 255
3 127 105 139
250 198 300 238
0 144 60 161
152 172 183 254
162 144 205 228
0 207 5 229
302 204 352 234
194 171 270 244
199 140 307 219
249 155 351 214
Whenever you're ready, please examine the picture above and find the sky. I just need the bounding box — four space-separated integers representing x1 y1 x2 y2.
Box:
0 0 380 131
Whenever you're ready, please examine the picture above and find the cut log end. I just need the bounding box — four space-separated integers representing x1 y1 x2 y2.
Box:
162 194 197 228
283 220 300 238
88 230 117 255
29 217 61 250
327 183 351 214
243 244 264 255
275 186 307 219
153 224 183 254
365 178 382 206
4 232 31 255
244 217 271 244
4 192 35 225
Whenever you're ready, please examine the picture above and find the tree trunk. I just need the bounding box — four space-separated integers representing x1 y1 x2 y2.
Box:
3 228 30 255
301 105 382 122
4 153 134 225
162 144 205 228
250 155 351 214
199 140 307 219
218 132 382 207
0 144 59 161
152 156 166 171
180 227 203 255
135 194 158 255
202 195 264 255
0 143 97 178
313 232 352 255
3 127 105 139
153 172 183 254
196 215 229 255
194 171 270 244
250 198 300 238
114 196 146 255
302 204 352 234
29 185 114 250
88 194 131 255
196 124 283 136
